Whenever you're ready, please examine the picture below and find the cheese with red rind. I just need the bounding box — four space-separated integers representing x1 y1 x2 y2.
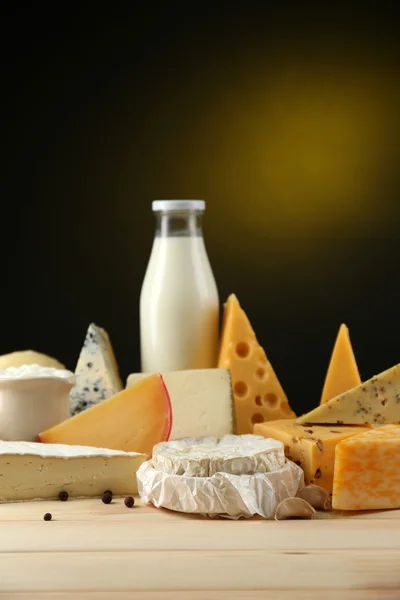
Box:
39 374 172 456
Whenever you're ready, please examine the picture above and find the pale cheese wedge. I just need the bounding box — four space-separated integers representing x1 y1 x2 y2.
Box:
297 363 400 425
0 441 146 502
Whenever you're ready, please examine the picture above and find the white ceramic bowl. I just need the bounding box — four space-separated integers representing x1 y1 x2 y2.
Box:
0 365 75 441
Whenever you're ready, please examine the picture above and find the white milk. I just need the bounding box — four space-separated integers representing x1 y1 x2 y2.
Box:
140 201 219 372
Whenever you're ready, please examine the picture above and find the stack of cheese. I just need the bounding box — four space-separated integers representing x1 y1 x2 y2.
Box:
137 434 304 518
255 325 400 511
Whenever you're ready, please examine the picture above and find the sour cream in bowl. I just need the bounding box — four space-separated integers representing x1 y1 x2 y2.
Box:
0 364 75 441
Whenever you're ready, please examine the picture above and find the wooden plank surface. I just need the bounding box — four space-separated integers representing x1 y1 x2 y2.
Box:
0 498 399 596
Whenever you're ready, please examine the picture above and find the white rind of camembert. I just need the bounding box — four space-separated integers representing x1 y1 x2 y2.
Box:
0 441 146 502
152 434 285 477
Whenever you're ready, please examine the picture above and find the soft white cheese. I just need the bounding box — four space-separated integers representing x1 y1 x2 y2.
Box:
0 368 75 442
0 441 146 502
0 364 75 384
0 441 143 458
152 434 285 477
127 369 235 439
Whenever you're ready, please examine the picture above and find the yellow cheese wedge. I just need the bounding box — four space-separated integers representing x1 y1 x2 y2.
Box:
39 374 172 455
297 363 400 426
320 324 361 405
254 419 367 494
333 425 400 510
218 294 295 434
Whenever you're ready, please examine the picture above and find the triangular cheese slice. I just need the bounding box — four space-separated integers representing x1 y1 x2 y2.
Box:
39 374 172 456
297 363 400 425
320 324 361 404
70 323 123 415
217 294 295 434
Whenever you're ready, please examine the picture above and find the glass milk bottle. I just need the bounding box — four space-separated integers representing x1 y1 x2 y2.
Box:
140 200 219 372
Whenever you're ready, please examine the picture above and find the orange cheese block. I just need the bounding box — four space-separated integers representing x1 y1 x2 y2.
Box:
217 294 295 434
320 324 361 405
254 419 367 494
333 425 400 510
39 374 172 456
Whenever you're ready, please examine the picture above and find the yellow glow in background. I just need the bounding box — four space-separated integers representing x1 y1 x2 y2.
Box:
10 15 400 412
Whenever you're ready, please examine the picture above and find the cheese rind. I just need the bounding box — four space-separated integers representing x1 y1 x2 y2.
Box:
333 425 400 510
39 374 172 456
297 364 400 425
70 323 123 415
217 294 295 434
320 324 361 405
152 434 285 477
0 441 146 502
126 369 235 439
254 419 368 494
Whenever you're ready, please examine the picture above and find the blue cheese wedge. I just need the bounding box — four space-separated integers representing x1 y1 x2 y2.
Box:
0 441 146 502
127 369 235 439
70 323 123 415
152 434 285 477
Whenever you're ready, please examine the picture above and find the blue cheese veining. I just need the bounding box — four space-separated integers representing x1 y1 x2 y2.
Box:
69 323 123 415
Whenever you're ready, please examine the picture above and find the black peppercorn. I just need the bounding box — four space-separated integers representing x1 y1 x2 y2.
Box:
124 496 135 508
43 512 52 521
103 489 113 497
102 492 112 504
58 490 69 502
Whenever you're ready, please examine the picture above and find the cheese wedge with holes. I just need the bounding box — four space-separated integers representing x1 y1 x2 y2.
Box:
254 419 367 494
320 324 361 405
333 425 400 510
0 441 146 502
127 369 235 439
217 294 295 434
297 363 400 425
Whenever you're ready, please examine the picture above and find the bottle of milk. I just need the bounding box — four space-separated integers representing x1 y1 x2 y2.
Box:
140 200 219 372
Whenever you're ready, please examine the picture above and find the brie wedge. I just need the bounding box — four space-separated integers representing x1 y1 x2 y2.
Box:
152 434 285 477
0 441 146 502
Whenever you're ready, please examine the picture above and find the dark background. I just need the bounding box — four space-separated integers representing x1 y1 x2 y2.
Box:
3 5 400 414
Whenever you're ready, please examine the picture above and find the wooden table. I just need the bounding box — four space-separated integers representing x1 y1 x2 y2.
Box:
0 498 399 598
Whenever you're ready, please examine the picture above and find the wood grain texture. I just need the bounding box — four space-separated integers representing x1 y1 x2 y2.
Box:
0 498 399 594
2 594 400 600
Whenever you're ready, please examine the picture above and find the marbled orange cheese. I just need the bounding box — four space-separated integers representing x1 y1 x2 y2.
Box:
218 294 295 434
320 324 361 405
255 419 367 494
333 425 400 510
